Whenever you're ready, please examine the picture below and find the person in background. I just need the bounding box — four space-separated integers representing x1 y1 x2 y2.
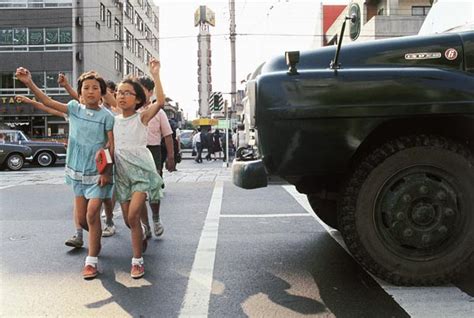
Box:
137 75 175 239
192 128 202 163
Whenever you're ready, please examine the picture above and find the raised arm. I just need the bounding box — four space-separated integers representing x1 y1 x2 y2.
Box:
58 73 79 101
140 58 165 125
16 67 68 113
15 95 66 118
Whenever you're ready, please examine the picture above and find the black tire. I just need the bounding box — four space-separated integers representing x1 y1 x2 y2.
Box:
6 153 24 171
307 194 338 229
339 135 474 285
35 151 55 167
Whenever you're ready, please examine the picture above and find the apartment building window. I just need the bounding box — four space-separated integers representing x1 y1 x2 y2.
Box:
125 59 134 75
100 3 105 21
144 49 151 64
114 52 123 72
153 35 158 51
412 6 430 16
125 29 134 53
145 0 152 18
153 13 159 31
114 18 122 40
136 14 144 32
145 25 151 42
125 0 134 21
135 67 143 77
136 40 143 59
107 10 112 28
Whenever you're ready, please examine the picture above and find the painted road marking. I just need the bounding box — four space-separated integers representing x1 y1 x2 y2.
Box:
220 213 311 218
283 185 474 318
179 180 224 318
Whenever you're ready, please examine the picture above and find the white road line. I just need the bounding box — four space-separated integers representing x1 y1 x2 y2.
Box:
220 213 311 218
179 180 223 318
283 185 474 318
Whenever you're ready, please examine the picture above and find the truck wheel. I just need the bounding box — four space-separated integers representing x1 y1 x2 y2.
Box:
339 135 474 285
307 194 338 229
6 154 24 171
35 151 55 167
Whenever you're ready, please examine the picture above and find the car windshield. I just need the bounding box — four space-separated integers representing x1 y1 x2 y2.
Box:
444 23 474 33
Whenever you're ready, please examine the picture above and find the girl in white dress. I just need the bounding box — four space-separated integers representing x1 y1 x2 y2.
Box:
114 58 164 278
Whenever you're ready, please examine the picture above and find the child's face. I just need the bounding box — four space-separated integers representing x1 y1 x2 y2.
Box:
116 83 140 111
81 79 102 106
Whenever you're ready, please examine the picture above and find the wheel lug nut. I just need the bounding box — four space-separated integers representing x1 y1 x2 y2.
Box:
437 191 447 200
419 186 428 194
403 229 413 237
402 194 412 203
444 208 454 216
438 226 448 234
422 234 431 243
396 212 405 220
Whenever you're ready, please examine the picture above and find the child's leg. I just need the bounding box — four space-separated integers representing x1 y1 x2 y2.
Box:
128 192 147 258
86 198 103 257
74 196 88 231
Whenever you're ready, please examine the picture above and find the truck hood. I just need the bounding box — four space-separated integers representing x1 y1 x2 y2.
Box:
261 31 474 74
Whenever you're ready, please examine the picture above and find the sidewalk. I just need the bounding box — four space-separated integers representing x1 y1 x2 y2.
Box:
164 156 232 183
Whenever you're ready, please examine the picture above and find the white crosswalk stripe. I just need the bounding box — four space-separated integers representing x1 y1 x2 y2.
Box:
283 185 474 318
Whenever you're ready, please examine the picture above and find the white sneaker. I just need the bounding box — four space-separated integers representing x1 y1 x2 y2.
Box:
153 219 164 237
102 224 116 237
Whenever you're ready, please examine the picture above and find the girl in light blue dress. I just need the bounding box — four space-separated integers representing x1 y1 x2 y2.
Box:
15 68 114 280
113 58 165 279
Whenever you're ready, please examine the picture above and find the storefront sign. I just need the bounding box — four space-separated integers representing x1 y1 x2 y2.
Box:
0 96 37 105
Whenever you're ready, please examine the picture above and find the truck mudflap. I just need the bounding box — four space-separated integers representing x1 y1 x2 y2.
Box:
232 159 268 189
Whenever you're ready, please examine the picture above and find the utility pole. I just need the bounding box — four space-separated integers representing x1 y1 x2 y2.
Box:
226 0 236 168
229 0 236 115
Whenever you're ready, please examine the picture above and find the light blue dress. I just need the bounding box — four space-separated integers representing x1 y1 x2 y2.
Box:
65 100 114 199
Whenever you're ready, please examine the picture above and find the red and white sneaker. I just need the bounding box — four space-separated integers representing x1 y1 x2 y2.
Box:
131 264 145 279
82 264 98 279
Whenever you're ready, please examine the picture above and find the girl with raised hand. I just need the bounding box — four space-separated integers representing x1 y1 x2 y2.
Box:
113 57 165 279
15 68 114 280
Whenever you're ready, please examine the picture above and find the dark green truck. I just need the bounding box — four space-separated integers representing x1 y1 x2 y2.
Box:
233 26 474 285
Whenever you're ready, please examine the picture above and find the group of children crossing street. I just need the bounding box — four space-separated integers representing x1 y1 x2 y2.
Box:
15 58 173 280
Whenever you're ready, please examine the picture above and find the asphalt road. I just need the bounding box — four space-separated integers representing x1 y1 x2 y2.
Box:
1 160 473 317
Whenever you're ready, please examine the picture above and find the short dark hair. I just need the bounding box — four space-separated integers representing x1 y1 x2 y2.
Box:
119 76 147 109
77 71 107 96
137 75 155 91
105 80 116 92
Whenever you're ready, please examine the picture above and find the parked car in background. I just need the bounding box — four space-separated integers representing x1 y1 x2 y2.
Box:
0 143 32 171
0 130 67 167
179 129 194 149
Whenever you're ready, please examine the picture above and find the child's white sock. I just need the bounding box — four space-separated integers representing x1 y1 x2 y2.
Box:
132 257 144 265
85 256 98 268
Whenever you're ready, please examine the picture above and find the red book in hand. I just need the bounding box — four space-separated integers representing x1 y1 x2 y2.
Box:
95 148 112 174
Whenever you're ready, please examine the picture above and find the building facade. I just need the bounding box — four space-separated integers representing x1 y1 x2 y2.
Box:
322 0 432 46
0 0 160 139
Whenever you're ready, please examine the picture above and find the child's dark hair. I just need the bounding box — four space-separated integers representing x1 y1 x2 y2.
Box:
77 71 107 96
120 76 147 109
106 80 116 92
137 76 155 91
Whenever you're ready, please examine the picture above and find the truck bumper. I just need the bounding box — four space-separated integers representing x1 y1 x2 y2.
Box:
232 159 268 189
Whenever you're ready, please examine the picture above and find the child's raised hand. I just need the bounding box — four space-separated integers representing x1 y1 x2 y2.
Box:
15 67 32 84
149 57 161 76
57 73 69 87
15 95 33 104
